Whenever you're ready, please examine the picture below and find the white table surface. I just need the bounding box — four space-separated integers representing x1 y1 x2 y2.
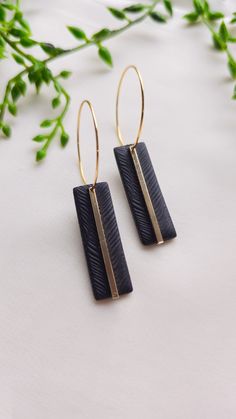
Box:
1 1 236 418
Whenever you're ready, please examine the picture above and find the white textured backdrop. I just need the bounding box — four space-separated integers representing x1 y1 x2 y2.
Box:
0 1 236 418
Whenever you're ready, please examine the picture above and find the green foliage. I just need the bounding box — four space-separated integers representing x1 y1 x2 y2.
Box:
36 149 47 161
219 22 228 42
92 28 111 42
0 6 6 21
12 53 25 65
40 119 53 128
184 0 224 23
230 12 236 24
0 0 173 161
183 12 199 22
212 33 226 50
2 123 11 137
67 26 87 41
52 97 60 108
149 11 166 23
164 0 173 16
208 11 224 21
193 0 204 15
228 55 236 79
60 132 69 147
108 7 127 20
123 4 145 13
59 70 71 79
98 45 113 67
11 83 21 102
32 134 46 142
40 43 64 56
19 37 35 47
8 103 17 116
185 1 236 115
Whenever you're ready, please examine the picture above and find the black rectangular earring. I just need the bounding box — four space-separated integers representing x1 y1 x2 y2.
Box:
73 100 133 301
114 65 177 246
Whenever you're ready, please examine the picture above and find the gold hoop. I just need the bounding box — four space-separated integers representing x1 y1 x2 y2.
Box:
116 64 144 148
77 100 99 190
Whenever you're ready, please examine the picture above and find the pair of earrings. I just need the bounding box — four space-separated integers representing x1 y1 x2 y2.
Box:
73 65 177 301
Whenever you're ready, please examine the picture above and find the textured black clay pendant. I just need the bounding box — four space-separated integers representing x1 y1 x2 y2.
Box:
73 100 132 301
114 65 177 246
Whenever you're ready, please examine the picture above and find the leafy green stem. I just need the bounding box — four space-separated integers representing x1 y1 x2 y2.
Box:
0 32 34 64
44 0 160 65
40 88 70 158
0 68 26 135
184 1 236 84
0 0 173 160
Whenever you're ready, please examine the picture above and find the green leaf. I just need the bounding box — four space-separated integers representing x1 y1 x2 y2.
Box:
60 132 69 147
14 11 23 20
228 56 236 79
183 12 199 22
98 45 113 67
59 70 71 79
28 65 40 83
11 84 21 102
0 36 5 48
163 0 173 16
12 53 25 66
108 7 127 20
28 63 44 86
123 4 145 13
0 48 6 59
36 149 47 161
42 67 52 84
212 33 226 50
2 124 11 137
219 21 229 42
0 6 6 21
17 79 27 95
35 78 43 93
18 17 31 33
20 37 36 47
92 28 111 42
193 0 203 14
32 134 46 142
67 26 87 41
149 11 166 23
8 103 17 116
52 97 60 108
228 36 236 43
10 28 27 38
40 119 53 128
203 0 209 14
40 43 63 56
1 3 15 10
208 11 224 20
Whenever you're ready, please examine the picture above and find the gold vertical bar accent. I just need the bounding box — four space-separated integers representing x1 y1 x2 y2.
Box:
89 188 119 300
130 146 164 245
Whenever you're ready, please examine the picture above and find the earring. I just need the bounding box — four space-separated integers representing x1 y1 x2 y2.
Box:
73 100 133 301
114 65 177 246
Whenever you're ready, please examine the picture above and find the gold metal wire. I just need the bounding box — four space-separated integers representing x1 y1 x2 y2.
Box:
116 65 144 148
77 100 99 190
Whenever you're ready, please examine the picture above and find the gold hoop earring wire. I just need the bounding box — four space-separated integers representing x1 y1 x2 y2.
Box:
77 100 99 191
116 64 144 148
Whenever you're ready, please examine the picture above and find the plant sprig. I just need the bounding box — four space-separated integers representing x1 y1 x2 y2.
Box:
184 1 236 98
0 0 173 161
